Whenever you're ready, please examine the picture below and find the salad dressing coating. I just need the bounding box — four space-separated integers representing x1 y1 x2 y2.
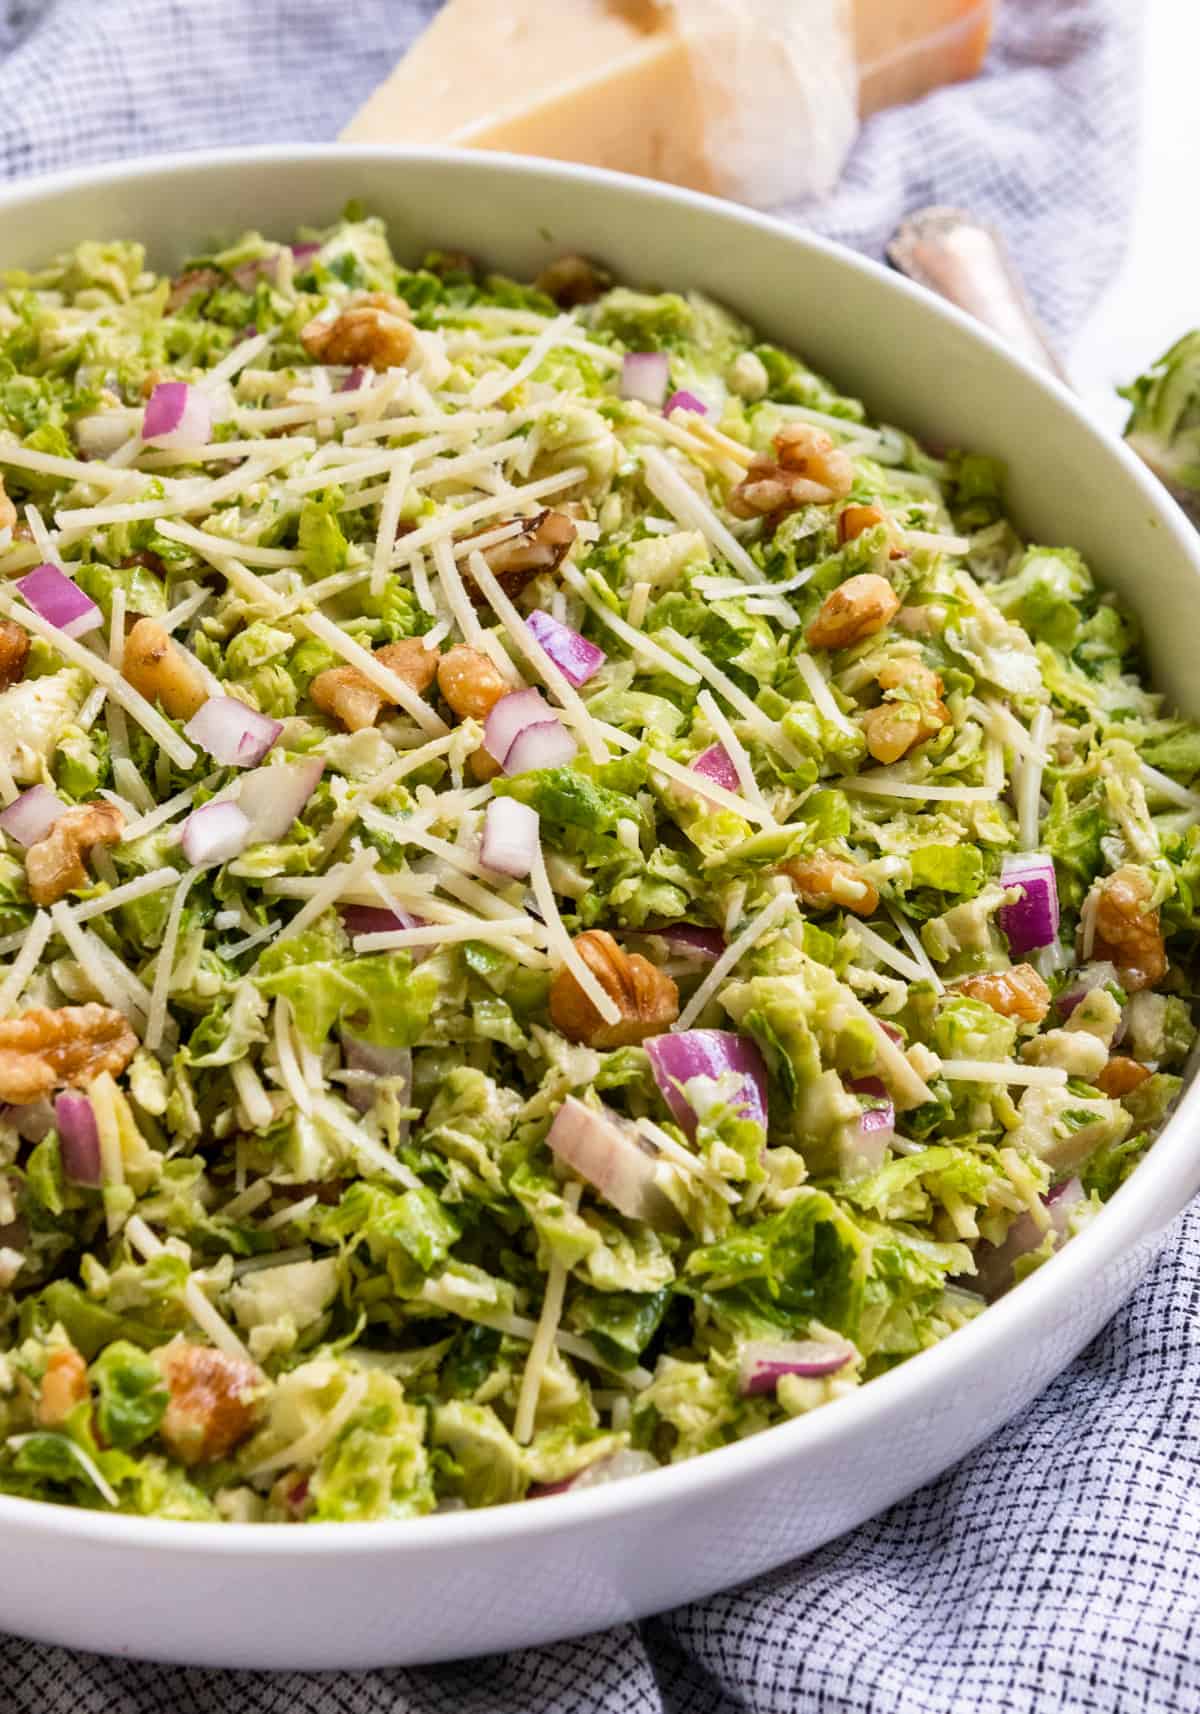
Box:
0 217 1191 1522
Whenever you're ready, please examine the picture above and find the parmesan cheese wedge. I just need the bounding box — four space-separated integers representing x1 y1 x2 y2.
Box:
342 0 991 208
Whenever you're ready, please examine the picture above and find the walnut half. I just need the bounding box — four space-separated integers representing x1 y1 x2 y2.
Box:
25 801 124 907
154 1339 264 1465
549 929 679 1049
462 510 577 606
300 292 414 371
123 618 208 722
0 1003 137 1104
310 639 440 733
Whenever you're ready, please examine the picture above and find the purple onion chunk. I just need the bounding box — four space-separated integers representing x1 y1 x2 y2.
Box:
645 1030 768 1138
619 351 669 408
663 390 708 417
691 743 739 796
55 1091 101 1187
526 610 606 688
16 564 102 640
997 853 1060 956
738 1338 856 1397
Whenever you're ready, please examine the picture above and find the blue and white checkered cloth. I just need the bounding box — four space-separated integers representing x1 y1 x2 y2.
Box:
1 3 1179 1709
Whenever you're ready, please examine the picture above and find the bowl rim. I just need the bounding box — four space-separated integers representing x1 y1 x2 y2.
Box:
0 140 1196 1557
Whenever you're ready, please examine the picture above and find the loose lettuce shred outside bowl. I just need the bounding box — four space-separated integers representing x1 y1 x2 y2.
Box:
0 147 1197 1673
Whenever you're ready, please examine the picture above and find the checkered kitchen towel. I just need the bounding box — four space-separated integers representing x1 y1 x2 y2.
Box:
0 1 1168 1708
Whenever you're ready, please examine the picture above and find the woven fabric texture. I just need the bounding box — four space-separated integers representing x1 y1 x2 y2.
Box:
0 1 1161 1708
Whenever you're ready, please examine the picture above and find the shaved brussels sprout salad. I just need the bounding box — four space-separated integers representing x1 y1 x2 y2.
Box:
0 210 1194 1524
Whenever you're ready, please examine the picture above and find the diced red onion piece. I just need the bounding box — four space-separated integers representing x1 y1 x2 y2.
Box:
619 351 669 407
844 1075 895 1175
503 720 578 777
340 904 424 937
340 1035 412 1119
1057 962 1120 1021
997 853 1060 956
181 800 251 867
483 687 551 764
0 785 68 848
973 1176 1085 1300
645 1029 769 1139
16 564 102 639
183 696 282 767
291 242 321 267
142 381 212 449
1045 1176 1085 1236
546 1095 671 1221
236 758 324 844
529 1449 659 1497
877 1020 904 1044
0 1099 55 1143
738 1338 855 1396
480 797 540 879
846 1076 895 1137
525 610 606 688
340 367 366 393
691 743 739 795
664 390 708 417
55 1091 101 1186
647 923 726 963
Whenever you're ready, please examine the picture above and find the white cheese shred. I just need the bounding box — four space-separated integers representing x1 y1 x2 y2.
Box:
675 890 795 1034
146 868 199 1053
514 1179 582 1445
125 1214 255 1364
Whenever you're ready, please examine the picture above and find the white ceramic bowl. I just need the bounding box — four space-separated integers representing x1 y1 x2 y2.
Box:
0 146 1197 1671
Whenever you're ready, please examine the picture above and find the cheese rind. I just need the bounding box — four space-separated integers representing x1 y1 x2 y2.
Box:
343 0 992 207
855 0 993 116
343 0 860 208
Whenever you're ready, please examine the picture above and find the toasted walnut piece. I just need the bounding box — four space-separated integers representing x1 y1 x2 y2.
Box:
954 964 1052 1024
535 254 611 307
0 616 29 691
26 802 124 908
123 617 208 722
310 639 440 733
310 666 386 733
783 854 879 917
859 657 950 764
468 747 503 784
300 292 413 371
166 268 222 313
0 1004 137 1104
730 426 855 520
773 425 855 495
437 646 513 722
860 704 924 765
37 1346 88 1429
461 510 578 606
374 638 440 696
549 929 679 1049
0 475 16 536
1096 1056 1153 1099
805 573 901 651
838 503 885 545
155 1340 263 1466
1092 866 1167 993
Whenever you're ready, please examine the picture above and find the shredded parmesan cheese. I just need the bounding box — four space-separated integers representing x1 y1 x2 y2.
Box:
145 868 199 1053
938 1059 1068 1088
514 1178 582 1444
675 890 794 1033
0 594 197 769
0 911 52 1015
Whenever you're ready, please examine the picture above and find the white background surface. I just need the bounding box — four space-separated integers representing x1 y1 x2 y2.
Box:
1072 0 1197 428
